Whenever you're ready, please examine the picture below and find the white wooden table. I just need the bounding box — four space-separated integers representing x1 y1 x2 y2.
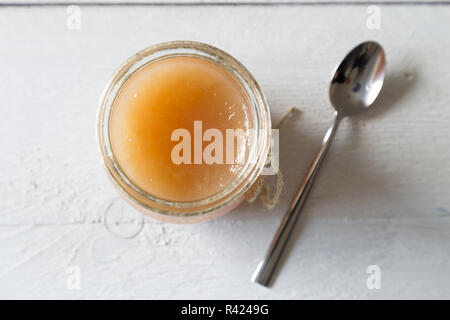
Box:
1 0 450 299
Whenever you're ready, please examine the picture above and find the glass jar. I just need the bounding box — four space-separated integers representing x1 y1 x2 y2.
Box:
97 41 271 223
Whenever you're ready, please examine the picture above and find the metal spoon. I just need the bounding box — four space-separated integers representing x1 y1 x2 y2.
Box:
252 41 386 287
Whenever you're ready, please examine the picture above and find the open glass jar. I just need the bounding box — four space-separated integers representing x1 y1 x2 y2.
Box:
97 41 271 223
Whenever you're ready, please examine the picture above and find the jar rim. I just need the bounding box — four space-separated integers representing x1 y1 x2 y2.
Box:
97 41 271 218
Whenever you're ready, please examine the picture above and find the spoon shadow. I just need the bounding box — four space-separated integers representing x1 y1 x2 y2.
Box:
364 67 418 120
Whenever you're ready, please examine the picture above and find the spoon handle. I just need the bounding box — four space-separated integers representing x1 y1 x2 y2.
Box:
252 111 342 287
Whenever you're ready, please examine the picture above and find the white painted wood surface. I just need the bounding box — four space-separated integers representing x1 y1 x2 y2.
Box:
1 2 450 299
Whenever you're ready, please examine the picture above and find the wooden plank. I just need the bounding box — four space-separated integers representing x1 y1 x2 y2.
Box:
1 215 450 299
1 5 449 224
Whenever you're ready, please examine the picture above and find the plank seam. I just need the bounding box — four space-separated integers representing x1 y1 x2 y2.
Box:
0 1 450 7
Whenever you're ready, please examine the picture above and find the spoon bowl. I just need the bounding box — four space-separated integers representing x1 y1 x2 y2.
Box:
329 41 386 116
